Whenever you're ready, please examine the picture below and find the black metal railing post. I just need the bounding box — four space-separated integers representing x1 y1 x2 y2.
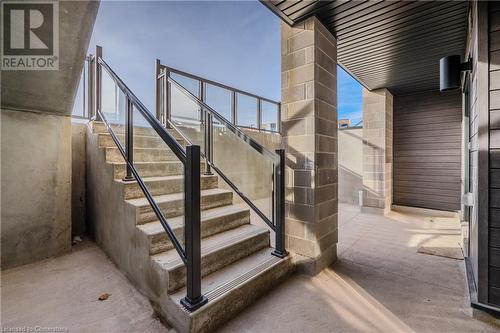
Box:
231 90 237 126
164 69 171 129
123 97 134 182
257 98 262 130
200 80 213 175
277 103 282 133
155 59 162 123
272 148 288 258
94 46 103 121
204 110 213 175
89 55 95 119
181 145 207 312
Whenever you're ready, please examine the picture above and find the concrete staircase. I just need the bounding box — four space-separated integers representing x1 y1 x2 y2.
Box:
86 121 293 332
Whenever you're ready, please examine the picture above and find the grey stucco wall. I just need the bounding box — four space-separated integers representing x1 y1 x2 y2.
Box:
1 110 72 269
338 127 363 205
72 122 87 237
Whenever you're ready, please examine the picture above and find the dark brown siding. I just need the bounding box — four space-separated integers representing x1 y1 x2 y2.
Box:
393 91 462 211
489 3 500 306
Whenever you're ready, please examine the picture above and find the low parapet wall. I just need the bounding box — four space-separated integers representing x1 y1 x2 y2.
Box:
338 127 363 205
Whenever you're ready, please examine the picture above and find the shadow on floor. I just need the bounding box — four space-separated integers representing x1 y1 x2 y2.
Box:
1 205 498 332
219 204 498 333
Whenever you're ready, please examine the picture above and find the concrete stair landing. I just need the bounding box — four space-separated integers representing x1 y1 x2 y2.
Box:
87 121 293 333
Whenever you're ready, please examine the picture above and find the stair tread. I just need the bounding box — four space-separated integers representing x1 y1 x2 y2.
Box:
98 131 182 140
106 146 176 151
137 205 250 236
152 224 268 270
126 188 232 207
112 161 182 166
117 174 216 184
169 247 286 303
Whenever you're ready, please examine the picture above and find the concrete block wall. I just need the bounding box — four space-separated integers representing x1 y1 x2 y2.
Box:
362 88 393 214
281 16 338 274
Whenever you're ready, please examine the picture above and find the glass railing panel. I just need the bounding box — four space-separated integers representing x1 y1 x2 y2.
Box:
205 84 232 123
100 67 127 148
171 72 200 97
261 101 279 132
170 82 205 153
236 93 258 129
210 107 274 222
71 66 85 118
131 105 185 249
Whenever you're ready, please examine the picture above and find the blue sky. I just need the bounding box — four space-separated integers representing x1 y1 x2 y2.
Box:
74 1 362 124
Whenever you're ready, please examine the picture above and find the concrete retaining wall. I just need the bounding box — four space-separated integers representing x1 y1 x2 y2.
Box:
72 122 87 237
338 127 363 205
173 125 281 218
1 110 72 269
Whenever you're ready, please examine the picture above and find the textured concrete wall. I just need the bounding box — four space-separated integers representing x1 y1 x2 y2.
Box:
281 17 338 274
1 110 72 269
338 128 363 205
362 88 393 215
72 122 87 237
171 125 281 221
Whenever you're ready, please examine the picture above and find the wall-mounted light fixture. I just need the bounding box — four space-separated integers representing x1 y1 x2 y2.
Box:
440 55 472 91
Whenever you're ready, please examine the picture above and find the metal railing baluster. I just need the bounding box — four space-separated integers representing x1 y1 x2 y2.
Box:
95 46 102 121
272 148 287 258
231 91 237 126
181 145 207 311
93 48 206 312
257 98 262 130
123 97 134 182
165 68 171 129
155 59 162 122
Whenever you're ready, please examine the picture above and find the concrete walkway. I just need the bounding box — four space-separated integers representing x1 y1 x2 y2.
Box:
1 241 168 333
2 205 498 332
220 204 498 332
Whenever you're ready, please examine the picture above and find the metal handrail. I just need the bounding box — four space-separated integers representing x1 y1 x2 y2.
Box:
166 114 277 232
96 108 187 262
157 64 288 258
164 66 280 105
88 46 207 312
159 64 281 134
98 58 187 163
167 76 280 164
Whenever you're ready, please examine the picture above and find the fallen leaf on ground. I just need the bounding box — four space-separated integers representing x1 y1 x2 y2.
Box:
98 293 111 301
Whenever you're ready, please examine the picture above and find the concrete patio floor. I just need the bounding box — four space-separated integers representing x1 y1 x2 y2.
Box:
2 204 499 332
221 204 499 332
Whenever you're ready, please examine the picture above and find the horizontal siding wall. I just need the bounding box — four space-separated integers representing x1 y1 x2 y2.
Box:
393 91 462 211
489 1 500 306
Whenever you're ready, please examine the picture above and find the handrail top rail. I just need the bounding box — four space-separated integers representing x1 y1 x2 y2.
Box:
97 57 187 163
159 63 280 106
167 75 280 164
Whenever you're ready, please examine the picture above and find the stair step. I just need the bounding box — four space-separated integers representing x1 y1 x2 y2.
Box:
98 133 185 149
152 224 270 293
92 121 183 139
168 248 293 332
119 174 218 199
112 161 206 179
105 147 181 163
127 188 233 224
137 205 251 255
